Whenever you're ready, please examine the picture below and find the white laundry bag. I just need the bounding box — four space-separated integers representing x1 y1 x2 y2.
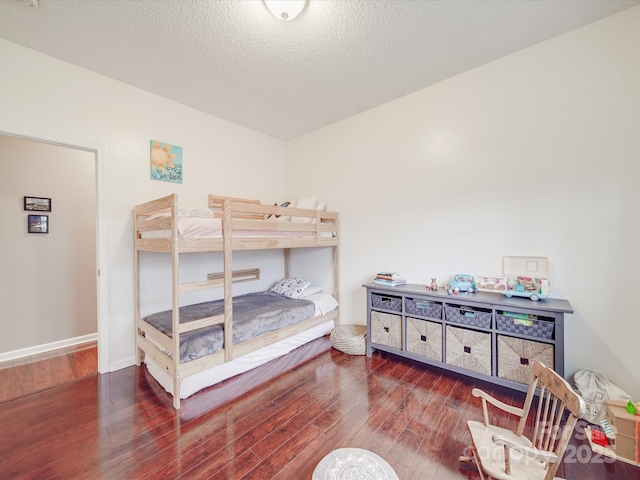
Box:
573 369 633 423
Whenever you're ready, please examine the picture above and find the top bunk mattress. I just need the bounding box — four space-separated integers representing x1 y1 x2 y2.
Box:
143 291 337 363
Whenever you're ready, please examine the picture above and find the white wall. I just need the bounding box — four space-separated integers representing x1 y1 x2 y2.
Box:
286 8 640 399
0 37 288 370
0 135 96 352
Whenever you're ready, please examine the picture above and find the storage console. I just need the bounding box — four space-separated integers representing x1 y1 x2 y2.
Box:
364 282 573 392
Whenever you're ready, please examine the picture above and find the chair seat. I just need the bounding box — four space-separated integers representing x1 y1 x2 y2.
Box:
467 420 558 480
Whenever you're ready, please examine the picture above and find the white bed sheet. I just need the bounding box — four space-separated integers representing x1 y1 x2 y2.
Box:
145 319 334 399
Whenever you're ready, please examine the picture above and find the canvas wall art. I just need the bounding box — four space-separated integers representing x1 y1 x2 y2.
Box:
150 140 183 183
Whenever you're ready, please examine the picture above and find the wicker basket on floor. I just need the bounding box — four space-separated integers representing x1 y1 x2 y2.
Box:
330 325 367 355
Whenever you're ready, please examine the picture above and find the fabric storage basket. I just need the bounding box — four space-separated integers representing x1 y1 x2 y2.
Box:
371 293 402 312
495 311 555 340
497 335 554 385
371 311 402 349
445 304 492 329
406 317 442 361
445 326 491 376
405 298 442 319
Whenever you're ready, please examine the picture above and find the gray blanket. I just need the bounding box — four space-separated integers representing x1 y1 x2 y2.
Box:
144 291 315 363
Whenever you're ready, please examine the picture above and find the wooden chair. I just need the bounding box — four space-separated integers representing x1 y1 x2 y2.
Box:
460 362 586 480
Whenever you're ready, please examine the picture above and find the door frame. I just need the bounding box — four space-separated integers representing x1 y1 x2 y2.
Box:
0 127 109 373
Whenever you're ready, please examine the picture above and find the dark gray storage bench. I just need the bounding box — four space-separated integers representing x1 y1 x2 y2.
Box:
364 282 573 393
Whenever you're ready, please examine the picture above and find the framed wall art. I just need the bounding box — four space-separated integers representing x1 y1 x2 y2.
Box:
24 196 52 212
28 214 49 234
150 140 183 184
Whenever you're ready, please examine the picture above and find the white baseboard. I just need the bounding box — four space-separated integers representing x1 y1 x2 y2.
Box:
109 355 136 373
0 333 98 363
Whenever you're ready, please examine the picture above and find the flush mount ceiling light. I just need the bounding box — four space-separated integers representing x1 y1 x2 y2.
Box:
264 0 306 21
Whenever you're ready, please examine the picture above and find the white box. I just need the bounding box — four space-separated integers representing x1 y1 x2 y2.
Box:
503 255 549 278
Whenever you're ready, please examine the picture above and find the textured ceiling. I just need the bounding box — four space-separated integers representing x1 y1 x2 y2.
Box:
0 0 638 140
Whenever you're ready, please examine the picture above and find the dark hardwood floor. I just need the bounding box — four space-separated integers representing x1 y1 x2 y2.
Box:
0 343 97 403
0 336 637 479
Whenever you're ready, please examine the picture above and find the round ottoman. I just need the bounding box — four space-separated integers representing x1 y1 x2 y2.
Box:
312 447 399 480
330 324 367 355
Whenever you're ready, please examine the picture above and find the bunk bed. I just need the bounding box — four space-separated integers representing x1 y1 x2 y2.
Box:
134 193 339 409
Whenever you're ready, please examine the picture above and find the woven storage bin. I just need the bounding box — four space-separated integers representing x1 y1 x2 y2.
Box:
405 298 442 319
496 311 555 340
330 325 367 355
371 311 402 349
406 317 442 361
445 304 492 329
371 293 402 312
497 335 554 384
445 326 491 376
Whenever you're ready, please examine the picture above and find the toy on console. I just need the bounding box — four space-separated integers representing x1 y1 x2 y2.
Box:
447 274 476 295
502 256 550 302
504 276 550 301
427 278 438 291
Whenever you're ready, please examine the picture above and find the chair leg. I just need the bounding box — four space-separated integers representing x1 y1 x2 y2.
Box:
472 447 487 480
459 445 478 469
458 446 487 480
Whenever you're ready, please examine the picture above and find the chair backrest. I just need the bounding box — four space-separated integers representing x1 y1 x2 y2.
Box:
516 362 586 478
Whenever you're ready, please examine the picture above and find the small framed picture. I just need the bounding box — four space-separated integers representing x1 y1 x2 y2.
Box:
28 214 49 234
24 196 52 212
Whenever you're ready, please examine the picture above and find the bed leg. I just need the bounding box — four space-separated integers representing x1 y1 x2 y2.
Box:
135 344 143 366
173 377 181 409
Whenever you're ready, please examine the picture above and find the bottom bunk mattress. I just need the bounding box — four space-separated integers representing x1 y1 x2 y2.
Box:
145 319 335 399
143 290 334 363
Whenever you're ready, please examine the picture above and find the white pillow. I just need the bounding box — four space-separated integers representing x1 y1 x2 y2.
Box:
298 284 324 298
270 278 311 299
305 293 339 315
291 195 318 223
294 195 318 210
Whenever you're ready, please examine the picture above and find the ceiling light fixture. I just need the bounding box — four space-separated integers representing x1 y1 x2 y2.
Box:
264 0 306 21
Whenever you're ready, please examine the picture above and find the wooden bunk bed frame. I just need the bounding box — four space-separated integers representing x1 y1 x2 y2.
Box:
134 193 339 409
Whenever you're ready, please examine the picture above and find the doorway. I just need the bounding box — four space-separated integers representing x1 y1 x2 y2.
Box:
0 130 107 374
